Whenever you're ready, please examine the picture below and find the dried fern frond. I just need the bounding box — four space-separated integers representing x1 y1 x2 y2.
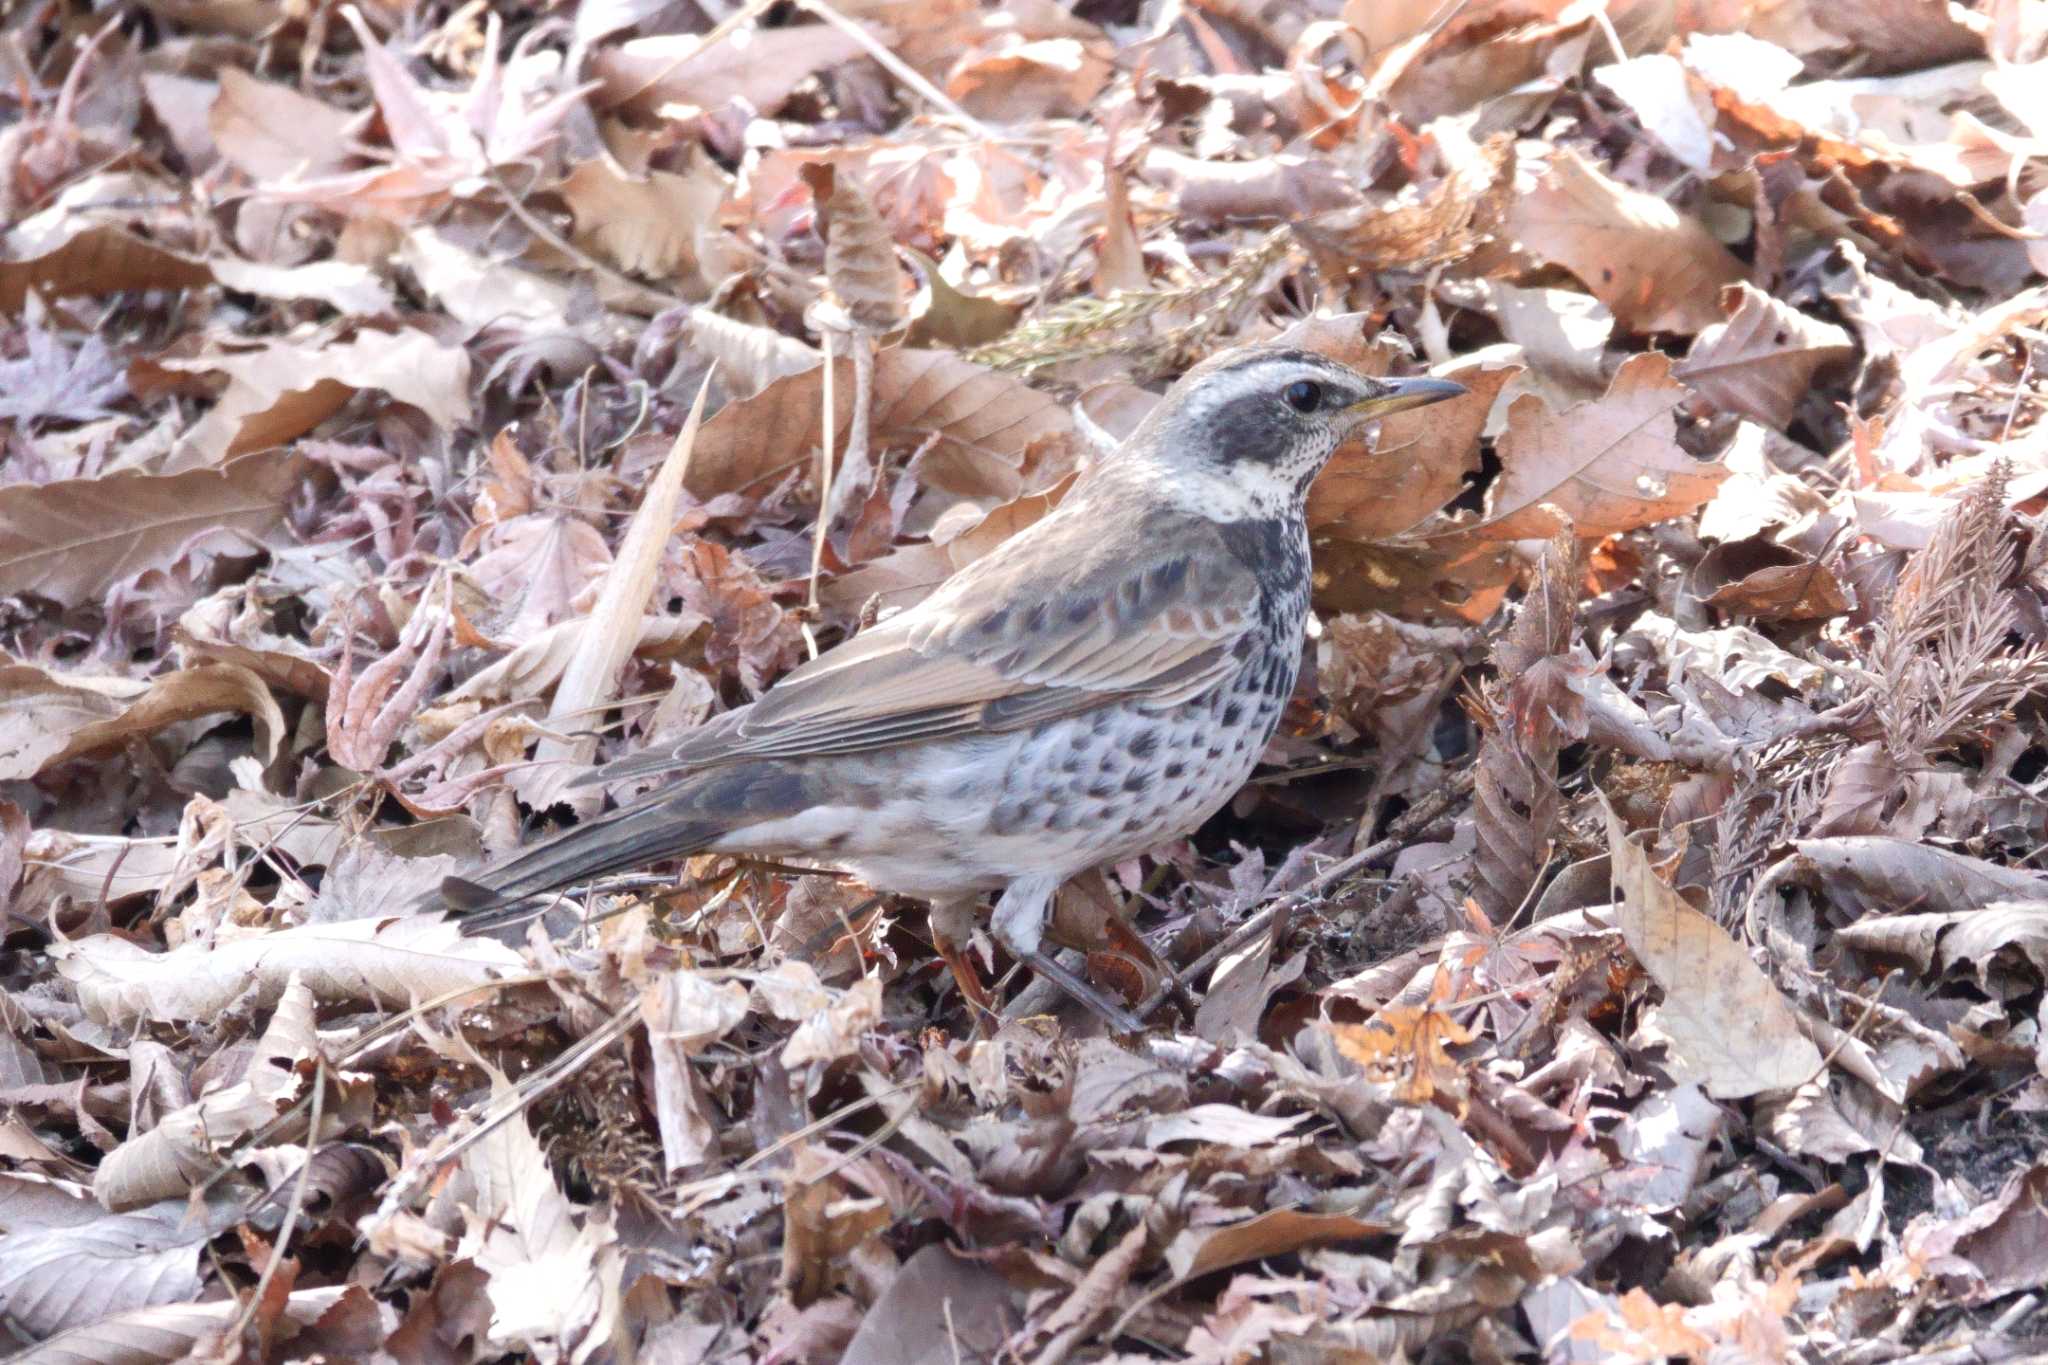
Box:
1858 461 2048 758
969 229 1299 379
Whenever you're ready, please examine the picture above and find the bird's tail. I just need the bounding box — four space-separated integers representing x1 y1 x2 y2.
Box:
427 763 808 932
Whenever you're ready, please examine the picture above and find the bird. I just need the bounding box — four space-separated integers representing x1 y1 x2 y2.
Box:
431 344 1466 1031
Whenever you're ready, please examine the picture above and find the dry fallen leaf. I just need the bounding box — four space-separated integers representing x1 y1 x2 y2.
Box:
1469 352 1732 542
686 348 1072 503
1603 796 1824 1098
1508 148 1747 335
1676 282 1856 429
0 450 306 606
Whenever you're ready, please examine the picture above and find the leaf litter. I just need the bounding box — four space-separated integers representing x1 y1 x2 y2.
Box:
5 2 2048 1362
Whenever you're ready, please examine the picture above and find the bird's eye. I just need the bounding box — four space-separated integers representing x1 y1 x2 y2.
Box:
1283 379 1322 413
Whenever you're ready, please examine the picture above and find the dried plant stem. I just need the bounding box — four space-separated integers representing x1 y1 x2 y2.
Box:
833 329 877 524
232 1055 326 1339
806 329 838 654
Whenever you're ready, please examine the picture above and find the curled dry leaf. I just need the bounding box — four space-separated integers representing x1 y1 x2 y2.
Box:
1508 148 1747 335
5 1285 361 1365
0 224 214 315
1295 130 1515 273
51 913 525 1028
93 973 322 1211
0 449 306 606
1469 352 1731 542
1472 527 1580 923
1602 796 1823 1098
0 660 283 781
687 311 821 398
801 162 907 333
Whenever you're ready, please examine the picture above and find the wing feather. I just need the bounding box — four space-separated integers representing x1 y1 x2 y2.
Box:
587 497 1263 784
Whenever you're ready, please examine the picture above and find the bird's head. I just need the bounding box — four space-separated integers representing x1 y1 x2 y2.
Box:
1124 346 1466 520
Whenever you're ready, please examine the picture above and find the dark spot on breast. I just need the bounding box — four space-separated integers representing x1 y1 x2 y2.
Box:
1128 730 1159 760
1178 784 1197 802
1123 772 1148 793
824 832 850 852
1222 702 1243 727
1086 780 1114 800
1122 816 1146 833
1206 746 1223 760
1066 596 1095 625
1164 761 1185 780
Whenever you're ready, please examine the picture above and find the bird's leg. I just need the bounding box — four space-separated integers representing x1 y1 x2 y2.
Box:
927 896 998 1036
993 876 1145 1035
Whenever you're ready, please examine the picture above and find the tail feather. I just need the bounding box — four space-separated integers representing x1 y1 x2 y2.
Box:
425 761 813 932
425 793 720 930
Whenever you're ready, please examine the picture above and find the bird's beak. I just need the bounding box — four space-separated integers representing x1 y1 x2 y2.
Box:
1344 375 1469 419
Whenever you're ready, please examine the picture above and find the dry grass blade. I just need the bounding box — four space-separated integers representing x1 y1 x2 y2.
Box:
530 372 716 802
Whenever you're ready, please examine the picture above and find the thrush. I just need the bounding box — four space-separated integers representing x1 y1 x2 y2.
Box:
433 345 1465 1030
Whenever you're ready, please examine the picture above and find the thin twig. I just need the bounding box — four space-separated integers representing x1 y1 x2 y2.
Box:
232 1054 327 1340
830 329 876 527
806 328 839 652
1134 768 1474 1023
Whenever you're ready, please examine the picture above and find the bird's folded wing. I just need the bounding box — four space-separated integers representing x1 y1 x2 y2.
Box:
588 508 1261 780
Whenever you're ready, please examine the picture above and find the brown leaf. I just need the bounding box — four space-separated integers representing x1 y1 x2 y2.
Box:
0 450 306 606
1309 358 1516 540
1508 148 1747 335
947 35 1113 121
667 538 803 696
0 225 213 315
1471 352 1731 542
208 68 359 182
686 349 1072 503
559 150 731 292
1602 795 1824 1097
903 248 1020 350
17 662 285 778
1695 540 1852 621
801 162 907 332
162 329 473 470
838 1245 1019 1365
1164 1209 1390 1282
1295 130 1514 273
1330 972 1477 1105
1675 283 1855 429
